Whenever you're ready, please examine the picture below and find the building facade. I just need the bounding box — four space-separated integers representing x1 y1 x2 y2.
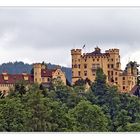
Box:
71 47 139 93
0 63 66 94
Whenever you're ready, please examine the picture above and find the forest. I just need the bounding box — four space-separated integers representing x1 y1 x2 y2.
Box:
0 68 140 132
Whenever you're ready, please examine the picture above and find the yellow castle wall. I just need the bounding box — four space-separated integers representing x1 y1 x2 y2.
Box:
71 47 138 93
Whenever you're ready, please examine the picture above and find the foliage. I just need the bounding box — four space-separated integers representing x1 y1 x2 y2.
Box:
0 97 29 131
68 100 108 131
117 123 140 132
0 67 139 131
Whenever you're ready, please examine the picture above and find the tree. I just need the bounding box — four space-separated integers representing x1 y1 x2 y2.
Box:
89 68 110 106
117 123 140 132
14 80 27 96
22 88 50 131
68 100 108 131
21 84 73 132
43 99 74 132
48 78 71 103
74 79 86 86
0 97 29 131
91 68 108 97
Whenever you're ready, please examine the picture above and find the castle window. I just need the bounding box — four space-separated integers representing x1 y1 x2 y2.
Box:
115 77 118 81
84 64 87 69
111 64 114 68
92 70 96 76
111 59 113 61
108 64 110 68
78 59 80 62
92 64 100 69
115 72 117 75
84 71 87 76
78 64 81 68
72 71 74 77
111 78 114 82
48 78 50 82
85 59 87 62
123 77 125 80
123 86 125 90
116 63 119 68
108 71 110 75
74 64 77 68
97 58 99 61
93 59 95 61
111 71 113 75
93 73 96 76
78 71 81 76
92 64 96 69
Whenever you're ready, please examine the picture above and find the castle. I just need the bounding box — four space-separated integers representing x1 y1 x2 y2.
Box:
0 63 66 94
0 47 138 94
71 47 139 93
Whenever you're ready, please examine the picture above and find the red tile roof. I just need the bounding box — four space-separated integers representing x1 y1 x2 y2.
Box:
0 74 34 84
41 69 56 77
0 68 58 84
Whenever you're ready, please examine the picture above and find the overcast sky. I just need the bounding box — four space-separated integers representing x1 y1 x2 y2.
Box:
0 7 140 69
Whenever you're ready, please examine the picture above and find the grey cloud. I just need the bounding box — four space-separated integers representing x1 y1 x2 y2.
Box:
0 7 140 67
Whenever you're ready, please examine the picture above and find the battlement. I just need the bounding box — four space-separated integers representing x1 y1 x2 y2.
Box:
33 63 42 68
82 53 109 59
71 49 82 55
105 48 119 54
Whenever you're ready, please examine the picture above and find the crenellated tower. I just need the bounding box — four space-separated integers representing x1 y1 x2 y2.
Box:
71 49 82 84
33 63 42 84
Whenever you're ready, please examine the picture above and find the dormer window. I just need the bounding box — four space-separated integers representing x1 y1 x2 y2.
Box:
24 76 29 81
3 76 8 81
2 72 8 81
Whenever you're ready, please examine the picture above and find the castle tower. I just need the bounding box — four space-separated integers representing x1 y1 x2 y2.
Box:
125 62 138 76
105 49 121 84
126 63 132 75
105 48 121 70
33 63 42 84
71 49 82 84
132 63 138 76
